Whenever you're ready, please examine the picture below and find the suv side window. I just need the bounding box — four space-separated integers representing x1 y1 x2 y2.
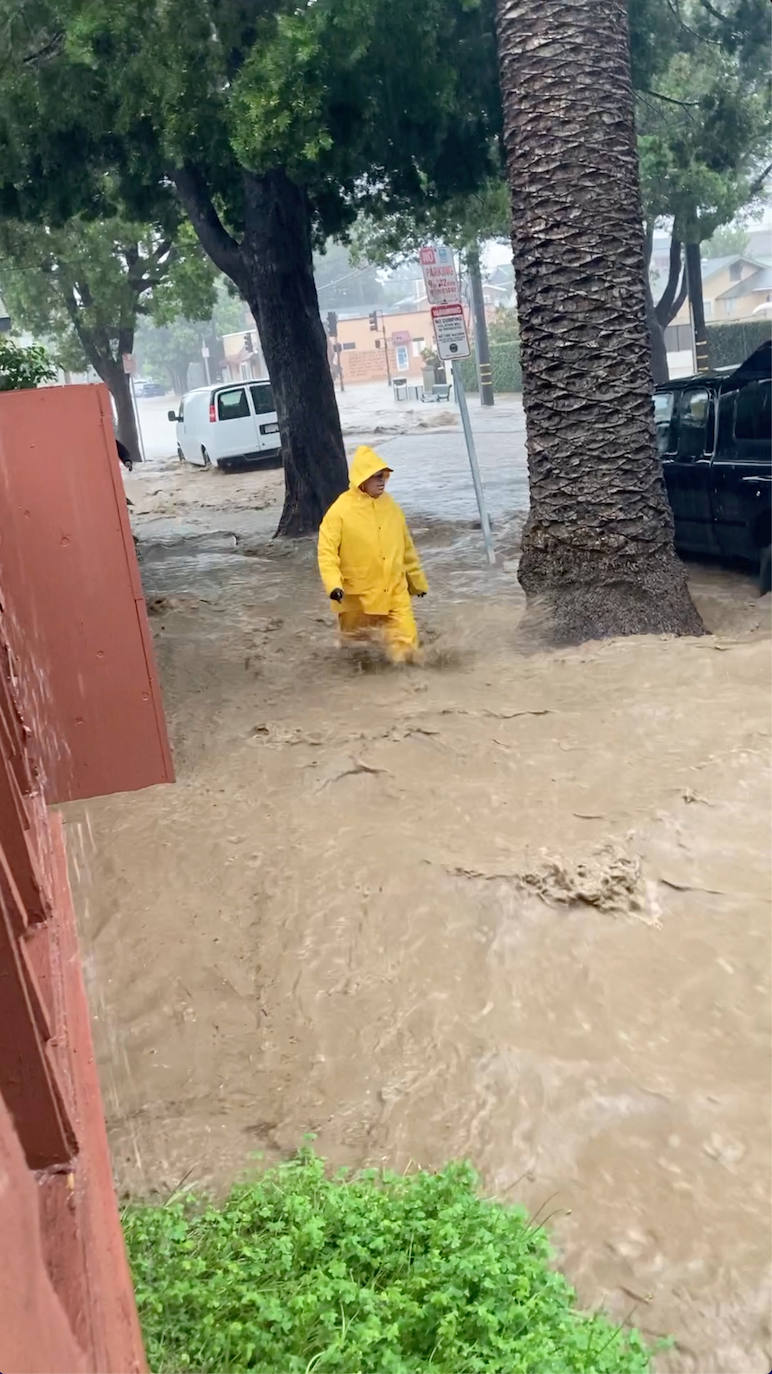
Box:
677 387 711 461
734 379 771 442
654 390 675 456
217 387 250 421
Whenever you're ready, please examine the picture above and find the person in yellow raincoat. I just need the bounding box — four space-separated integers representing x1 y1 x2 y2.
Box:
317 445 428 663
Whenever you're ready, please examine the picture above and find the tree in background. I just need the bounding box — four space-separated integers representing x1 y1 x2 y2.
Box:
135 282 246 396
0 0 500 533
497 0 703 642
703 222 752 258
0 216 216 459
634 0 771 379
314 242 385 315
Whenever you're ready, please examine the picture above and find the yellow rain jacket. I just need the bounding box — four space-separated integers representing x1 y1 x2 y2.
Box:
317 445 428 613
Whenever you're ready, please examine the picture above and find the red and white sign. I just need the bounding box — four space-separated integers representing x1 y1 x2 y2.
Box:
391 329 411 345
419 244 461 306
431 304 471 361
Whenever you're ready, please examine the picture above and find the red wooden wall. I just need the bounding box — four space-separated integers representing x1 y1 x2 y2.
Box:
0 383 173 802
0 382 176 1371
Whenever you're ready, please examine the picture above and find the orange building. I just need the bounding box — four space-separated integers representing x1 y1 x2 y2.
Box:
330 309 436 384
219 305 481 389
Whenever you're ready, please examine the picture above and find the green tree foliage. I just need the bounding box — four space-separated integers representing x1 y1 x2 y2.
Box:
634 0 771 373
314 241 385 313
0 214 216 456
0 335 56 390
352 180 510 267
703 222 752 257
0 0 500 532
135 281 246 394
123 1149 657 1374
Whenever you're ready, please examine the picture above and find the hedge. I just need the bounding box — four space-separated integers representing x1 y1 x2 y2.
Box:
706 319 772 369
458 322 769 394
458 341 522 394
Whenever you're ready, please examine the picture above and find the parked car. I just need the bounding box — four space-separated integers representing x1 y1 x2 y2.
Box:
134 378 166 397
168 381 281 470
655 342 771 591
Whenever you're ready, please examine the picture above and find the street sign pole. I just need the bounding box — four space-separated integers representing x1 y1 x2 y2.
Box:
420 245 495 566
452 362 495 566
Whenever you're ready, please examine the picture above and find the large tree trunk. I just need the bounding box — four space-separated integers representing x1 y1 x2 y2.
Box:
173 167 348 536
467 244 494 406
173 169 348 534
103 363 141 464
241 171 347 534
496 0 703 644
685 241 711 373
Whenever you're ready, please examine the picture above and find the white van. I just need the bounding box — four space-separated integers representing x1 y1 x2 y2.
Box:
168 380 281 469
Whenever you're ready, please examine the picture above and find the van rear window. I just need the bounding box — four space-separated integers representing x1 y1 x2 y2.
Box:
250 382 275 416
217 388 250 421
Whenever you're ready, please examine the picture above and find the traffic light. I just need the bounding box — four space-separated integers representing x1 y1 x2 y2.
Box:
243 333 254 354
326 311 338 337
369 311 379 331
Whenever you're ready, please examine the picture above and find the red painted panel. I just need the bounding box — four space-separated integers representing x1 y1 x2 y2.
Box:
0 1092 89 1374
46 814 146 1373
0 383 173 802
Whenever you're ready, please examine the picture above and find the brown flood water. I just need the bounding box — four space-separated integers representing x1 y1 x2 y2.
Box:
65 522 771 1374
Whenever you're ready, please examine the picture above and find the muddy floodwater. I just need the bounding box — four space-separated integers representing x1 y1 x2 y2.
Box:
66 437 771 1374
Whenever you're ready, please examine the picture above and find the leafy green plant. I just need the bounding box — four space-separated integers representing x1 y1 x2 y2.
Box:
0 335 56 390
123 1149 656 1374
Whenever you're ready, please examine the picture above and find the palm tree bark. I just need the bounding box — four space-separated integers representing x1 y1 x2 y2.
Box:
496 0 703 643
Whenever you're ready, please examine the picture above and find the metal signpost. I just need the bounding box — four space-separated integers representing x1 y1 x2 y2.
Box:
420 247 495 565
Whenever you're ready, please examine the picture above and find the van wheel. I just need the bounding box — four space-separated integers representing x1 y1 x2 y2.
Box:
201 447 211 468
759 544 771 596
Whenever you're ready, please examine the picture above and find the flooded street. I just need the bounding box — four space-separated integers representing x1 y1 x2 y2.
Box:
67 406 771 1374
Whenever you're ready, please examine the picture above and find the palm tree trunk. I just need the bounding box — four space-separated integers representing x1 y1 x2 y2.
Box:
496 0 703 643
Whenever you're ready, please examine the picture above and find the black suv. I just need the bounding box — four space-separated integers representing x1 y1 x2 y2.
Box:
655 341 771 591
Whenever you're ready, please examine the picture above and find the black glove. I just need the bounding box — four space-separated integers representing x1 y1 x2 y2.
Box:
330 588 344 603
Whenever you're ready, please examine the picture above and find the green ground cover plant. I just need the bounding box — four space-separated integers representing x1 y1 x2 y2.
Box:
121 1154 653 1368
123 1149 658 1374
